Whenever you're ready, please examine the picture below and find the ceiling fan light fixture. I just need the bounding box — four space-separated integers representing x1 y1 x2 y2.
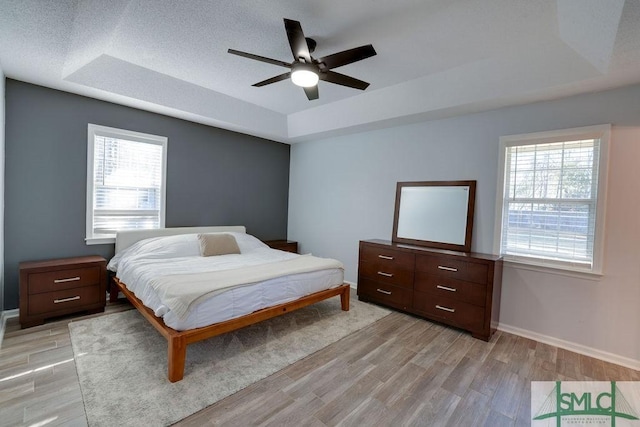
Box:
291 63 319 87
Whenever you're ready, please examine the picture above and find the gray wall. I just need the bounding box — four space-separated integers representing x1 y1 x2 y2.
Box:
4 80 290 310
0 67 4 315
288 83 640 366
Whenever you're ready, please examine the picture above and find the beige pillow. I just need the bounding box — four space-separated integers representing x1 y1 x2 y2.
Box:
197 233 241 256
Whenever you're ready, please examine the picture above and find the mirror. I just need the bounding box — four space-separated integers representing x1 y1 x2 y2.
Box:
392 180 476 252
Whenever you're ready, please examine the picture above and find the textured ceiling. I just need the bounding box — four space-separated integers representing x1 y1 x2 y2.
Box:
1 0 639 143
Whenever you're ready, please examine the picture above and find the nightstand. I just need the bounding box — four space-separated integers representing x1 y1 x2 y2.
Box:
19 255 107 328
264 240 299 254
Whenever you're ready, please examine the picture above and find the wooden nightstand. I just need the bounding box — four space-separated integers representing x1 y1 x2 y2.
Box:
19 256 107 328
264 240 299 254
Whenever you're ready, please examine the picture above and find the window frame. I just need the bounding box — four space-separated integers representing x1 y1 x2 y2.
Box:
493 124 610 275
86 124 168 245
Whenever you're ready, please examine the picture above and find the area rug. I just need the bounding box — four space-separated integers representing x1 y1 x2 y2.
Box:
69 295 390 426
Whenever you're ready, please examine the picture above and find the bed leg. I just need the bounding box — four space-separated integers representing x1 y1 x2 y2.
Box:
168 335 187 382
340 286 350 311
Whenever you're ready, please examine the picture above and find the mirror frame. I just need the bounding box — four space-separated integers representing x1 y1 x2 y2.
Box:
392 180 476 252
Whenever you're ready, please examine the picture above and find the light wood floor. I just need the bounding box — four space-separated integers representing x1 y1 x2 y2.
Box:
1 302 638 427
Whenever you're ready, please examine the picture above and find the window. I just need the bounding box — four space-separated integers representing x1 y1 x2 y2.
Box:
86 124 167 244
494 125 610 274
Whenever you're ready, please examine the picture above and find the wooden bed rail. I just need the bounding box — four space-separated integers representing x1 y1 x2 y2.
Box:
114 278 350 382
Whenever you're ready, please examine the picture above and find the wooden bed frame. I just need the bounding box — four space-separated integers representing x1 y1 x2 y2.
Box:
111 226 350 382
114 279 349 382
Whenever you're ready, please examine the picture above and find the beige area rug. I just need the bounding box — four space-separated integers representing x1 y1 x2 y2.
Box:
68 295 390 426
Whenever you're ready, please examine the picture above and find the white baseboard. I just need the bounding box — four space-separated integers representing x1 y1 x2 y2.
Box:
0 309 19 349
345 280 357 289
498 322 640 371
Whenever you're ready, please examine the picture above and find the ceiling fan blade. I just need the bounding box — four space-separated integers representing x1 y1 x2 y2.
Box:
316 45 377 70
284 19 311 62
253 73 292 87
252 72 292 87
320 70 370 90
303 85 319 100
228 49 291 68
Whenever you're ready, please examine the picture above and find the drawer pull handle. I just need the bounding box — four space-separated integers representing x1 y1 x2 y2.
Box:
436 304 455 313
436 285 457 292
438 265 458 272
54 296 80 304
376 288 392 295
377 271 393 277
378 255 394 260
53 276 81 284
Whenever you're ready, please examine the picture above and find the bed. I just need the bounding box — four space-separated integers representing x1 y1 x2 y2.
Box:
108 226 350 382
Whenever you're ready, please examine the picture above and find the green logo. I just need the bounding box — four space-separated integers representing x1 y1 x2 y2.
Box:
532 381 639 427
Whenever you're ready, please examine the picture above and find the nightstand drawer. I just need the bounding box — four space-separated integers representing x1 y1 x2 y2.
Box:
28 266 101 294
28 285 101 316
19 255 107 328
264 240 298 253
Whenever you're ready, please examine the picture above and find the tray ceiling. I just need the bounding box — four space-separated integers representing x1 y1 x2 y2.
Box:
1 0 639 142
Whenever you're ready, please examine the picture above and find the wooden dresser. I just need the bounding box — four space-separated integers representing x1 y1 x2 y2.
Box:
19 256 107 328
357 239 502 341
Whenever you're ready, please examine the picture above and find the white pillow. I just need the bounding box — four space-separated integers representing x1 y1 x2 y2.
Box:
107 231 269 271
228 232 269 252
108 234 200 271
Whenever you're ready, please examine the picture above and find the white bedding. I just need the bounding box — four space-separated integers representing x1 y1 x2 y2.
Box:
108 232 345 330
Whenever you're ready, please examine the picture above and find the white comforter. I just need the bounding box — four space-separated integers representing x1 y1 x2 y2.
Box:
148 255 344 320
108 233 345 329
116 247 300 297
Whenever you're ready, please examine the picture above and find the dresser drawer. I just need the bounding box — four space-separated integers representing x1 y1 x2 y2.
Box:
28 266 101 294
414 272 486 307
358 261 414 288
413 292 485 332
360 245 415 269
28 285 101 316
357 278 412 309
416 254 488 284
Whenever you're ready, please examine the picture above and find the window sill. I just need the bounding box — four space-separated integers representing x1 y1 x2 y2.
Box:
503 258 603 281
86 237 115 245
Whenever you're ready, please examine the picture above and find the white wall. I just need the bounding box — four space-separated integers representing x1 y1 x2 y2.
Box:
288 84 640 367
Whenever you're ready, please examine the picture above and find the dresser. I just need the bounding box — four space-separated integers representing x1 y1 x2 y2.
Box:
19 256 107 328
357 239 502 341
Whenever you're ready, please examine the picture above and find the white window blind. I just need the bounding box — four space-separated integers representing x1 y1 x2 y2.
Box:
495 125 610 273
86 124 167 244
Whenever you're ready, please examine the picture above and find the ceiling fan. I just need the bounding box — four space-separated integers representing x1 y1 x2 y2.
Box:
228 18 376 100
